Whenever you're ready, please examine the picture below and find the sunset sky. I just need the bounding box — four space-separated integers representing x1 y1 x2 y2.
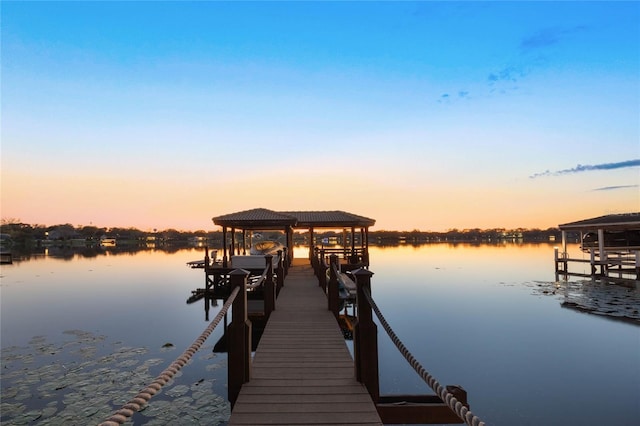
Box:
2 1 639 232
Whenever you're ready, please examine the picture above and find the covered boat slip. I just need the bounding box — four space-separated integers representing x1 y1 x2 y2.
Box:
556 212 640 280
212 208 376 267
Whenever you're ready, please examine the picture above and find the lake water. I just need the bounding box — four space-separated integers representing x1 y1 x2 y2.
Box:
1 243 639 425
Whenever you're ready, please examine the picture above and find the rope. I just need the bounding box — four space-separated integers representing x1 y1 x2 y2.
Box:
246 255 280 290
99 285 240 426
362 287 486 426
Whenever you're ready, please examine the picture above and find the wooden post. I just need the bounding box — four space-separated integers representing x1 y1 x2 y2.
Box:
242 230 246 255
280 248 289 275
222 227 228 267
328 255 340 318
598 228 607 276
276 250 285 295
311 247 318 275
350 226 357 263
264 255 275 318
231 228 236 257
228 269 251 408
319 249 327 291
353 268 379 403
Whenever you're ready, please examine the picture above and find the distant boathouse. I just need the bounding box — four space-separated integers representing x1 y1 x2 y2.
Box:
555 212 640 280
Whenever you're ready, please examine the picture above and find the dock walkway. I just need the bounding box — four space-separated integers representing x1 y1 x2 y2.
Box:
228 258 383 425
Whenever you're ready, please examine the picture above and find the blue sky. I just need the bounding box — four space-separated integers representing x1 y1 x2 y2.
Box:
2 1 639 231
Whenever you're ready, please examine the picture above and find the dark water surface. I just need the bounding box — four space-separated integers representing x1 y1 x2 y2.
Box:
1 243 638 425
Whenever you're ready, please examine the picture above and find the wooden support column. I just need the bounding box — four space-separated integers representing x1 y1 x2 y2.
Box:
350 226 356 263
364 227 370 265
276 250 285 295
319 249 327 291
328 255 340 318
598 228 607 276
353 268 379 402
264 255 275 318
343 228 348 258
309 227 314 260
228 269 251 408
230 227 236 257
242 230 246 255
285 226 294 263
222 227 228 267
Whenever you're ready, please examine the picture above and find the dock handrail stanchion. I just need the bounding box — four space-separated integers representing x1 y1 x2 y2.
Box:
353 268 380 403
276 250 285 295
328 255 340 318
264 255 275 318
309 247 318 277
319 249 327 290
228 268 251 408
283 249 290 274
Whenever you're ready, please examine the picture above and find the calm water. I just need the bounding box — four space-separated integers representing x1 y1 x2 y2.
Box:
1 243 639 425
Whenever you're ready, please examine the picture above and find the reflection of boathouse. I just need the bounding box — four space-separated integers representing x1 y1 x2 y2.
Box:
555 212 640 280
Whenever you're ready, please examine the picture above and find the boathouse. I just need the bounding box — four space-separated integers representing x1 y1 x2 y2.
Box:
212 208 376 267
555 212 640 280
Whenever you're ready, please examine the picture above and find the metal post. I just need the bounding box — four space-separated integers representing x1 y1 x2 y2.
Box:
228 269 251 408
352 268 379 403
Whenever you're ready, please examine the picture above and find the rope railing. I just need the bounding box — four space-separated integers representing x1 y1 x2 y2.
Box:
362 287 486 426
247 268 268 290
99 285 240 426
246 254 279 290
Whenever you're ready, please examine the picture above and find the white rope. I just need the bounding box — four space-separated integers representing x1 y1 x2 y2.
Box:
363 287 486 426
99 286 240 425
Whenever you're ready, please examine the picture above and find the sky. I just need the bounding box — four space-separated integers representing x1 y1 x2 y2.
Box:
1 1 639 232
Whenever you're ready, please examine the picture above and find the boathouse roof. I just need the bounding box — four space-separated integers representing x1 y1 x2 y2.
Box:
558 212 640 231
212 208 375 230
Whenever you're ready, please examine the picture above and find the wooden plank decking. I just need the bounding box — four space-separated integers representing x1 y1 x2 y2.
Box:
229 258 383 425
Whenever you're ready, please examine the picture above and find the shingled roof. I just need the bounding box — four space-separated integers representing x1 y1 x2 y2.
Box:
212 208 375 229
281 211 376 228
559 212 640 231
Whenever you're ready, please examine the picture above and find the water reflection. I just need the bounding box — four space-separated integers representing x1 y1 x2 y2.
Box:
533 278 640 324
1 243 638 425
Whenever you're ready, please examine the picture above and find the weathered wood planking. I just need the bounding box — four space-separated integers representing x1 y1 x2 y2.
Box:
228 259 382 425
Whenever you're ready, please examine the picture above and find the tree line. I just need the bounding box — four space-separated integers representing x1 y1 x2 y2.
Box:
1 219 577 247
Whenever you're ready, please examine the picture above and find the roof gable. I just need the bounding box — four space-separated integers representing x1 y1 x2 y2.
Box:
212 208 375 229
559 212 640 230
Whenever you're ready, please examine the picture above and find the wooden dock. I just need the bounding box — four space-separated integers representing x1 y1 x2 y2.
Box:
228 258 383 425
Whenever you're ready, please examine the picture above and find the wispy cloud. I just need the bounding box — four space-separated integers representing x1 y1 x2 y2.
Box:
440 24 590 102
485 25 589 93
529 159 640 179
437 91 470 103
592 184 639 192
488 65 528 85
520 26 588 53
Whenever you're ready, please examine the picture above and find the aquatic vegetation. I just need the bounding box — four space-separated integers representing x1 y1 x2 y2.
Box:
1 330 230 425
530 279 640 323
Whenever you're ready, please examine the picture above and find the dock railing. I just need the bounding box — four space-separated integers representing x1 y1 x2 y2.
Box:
310 250 485 425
